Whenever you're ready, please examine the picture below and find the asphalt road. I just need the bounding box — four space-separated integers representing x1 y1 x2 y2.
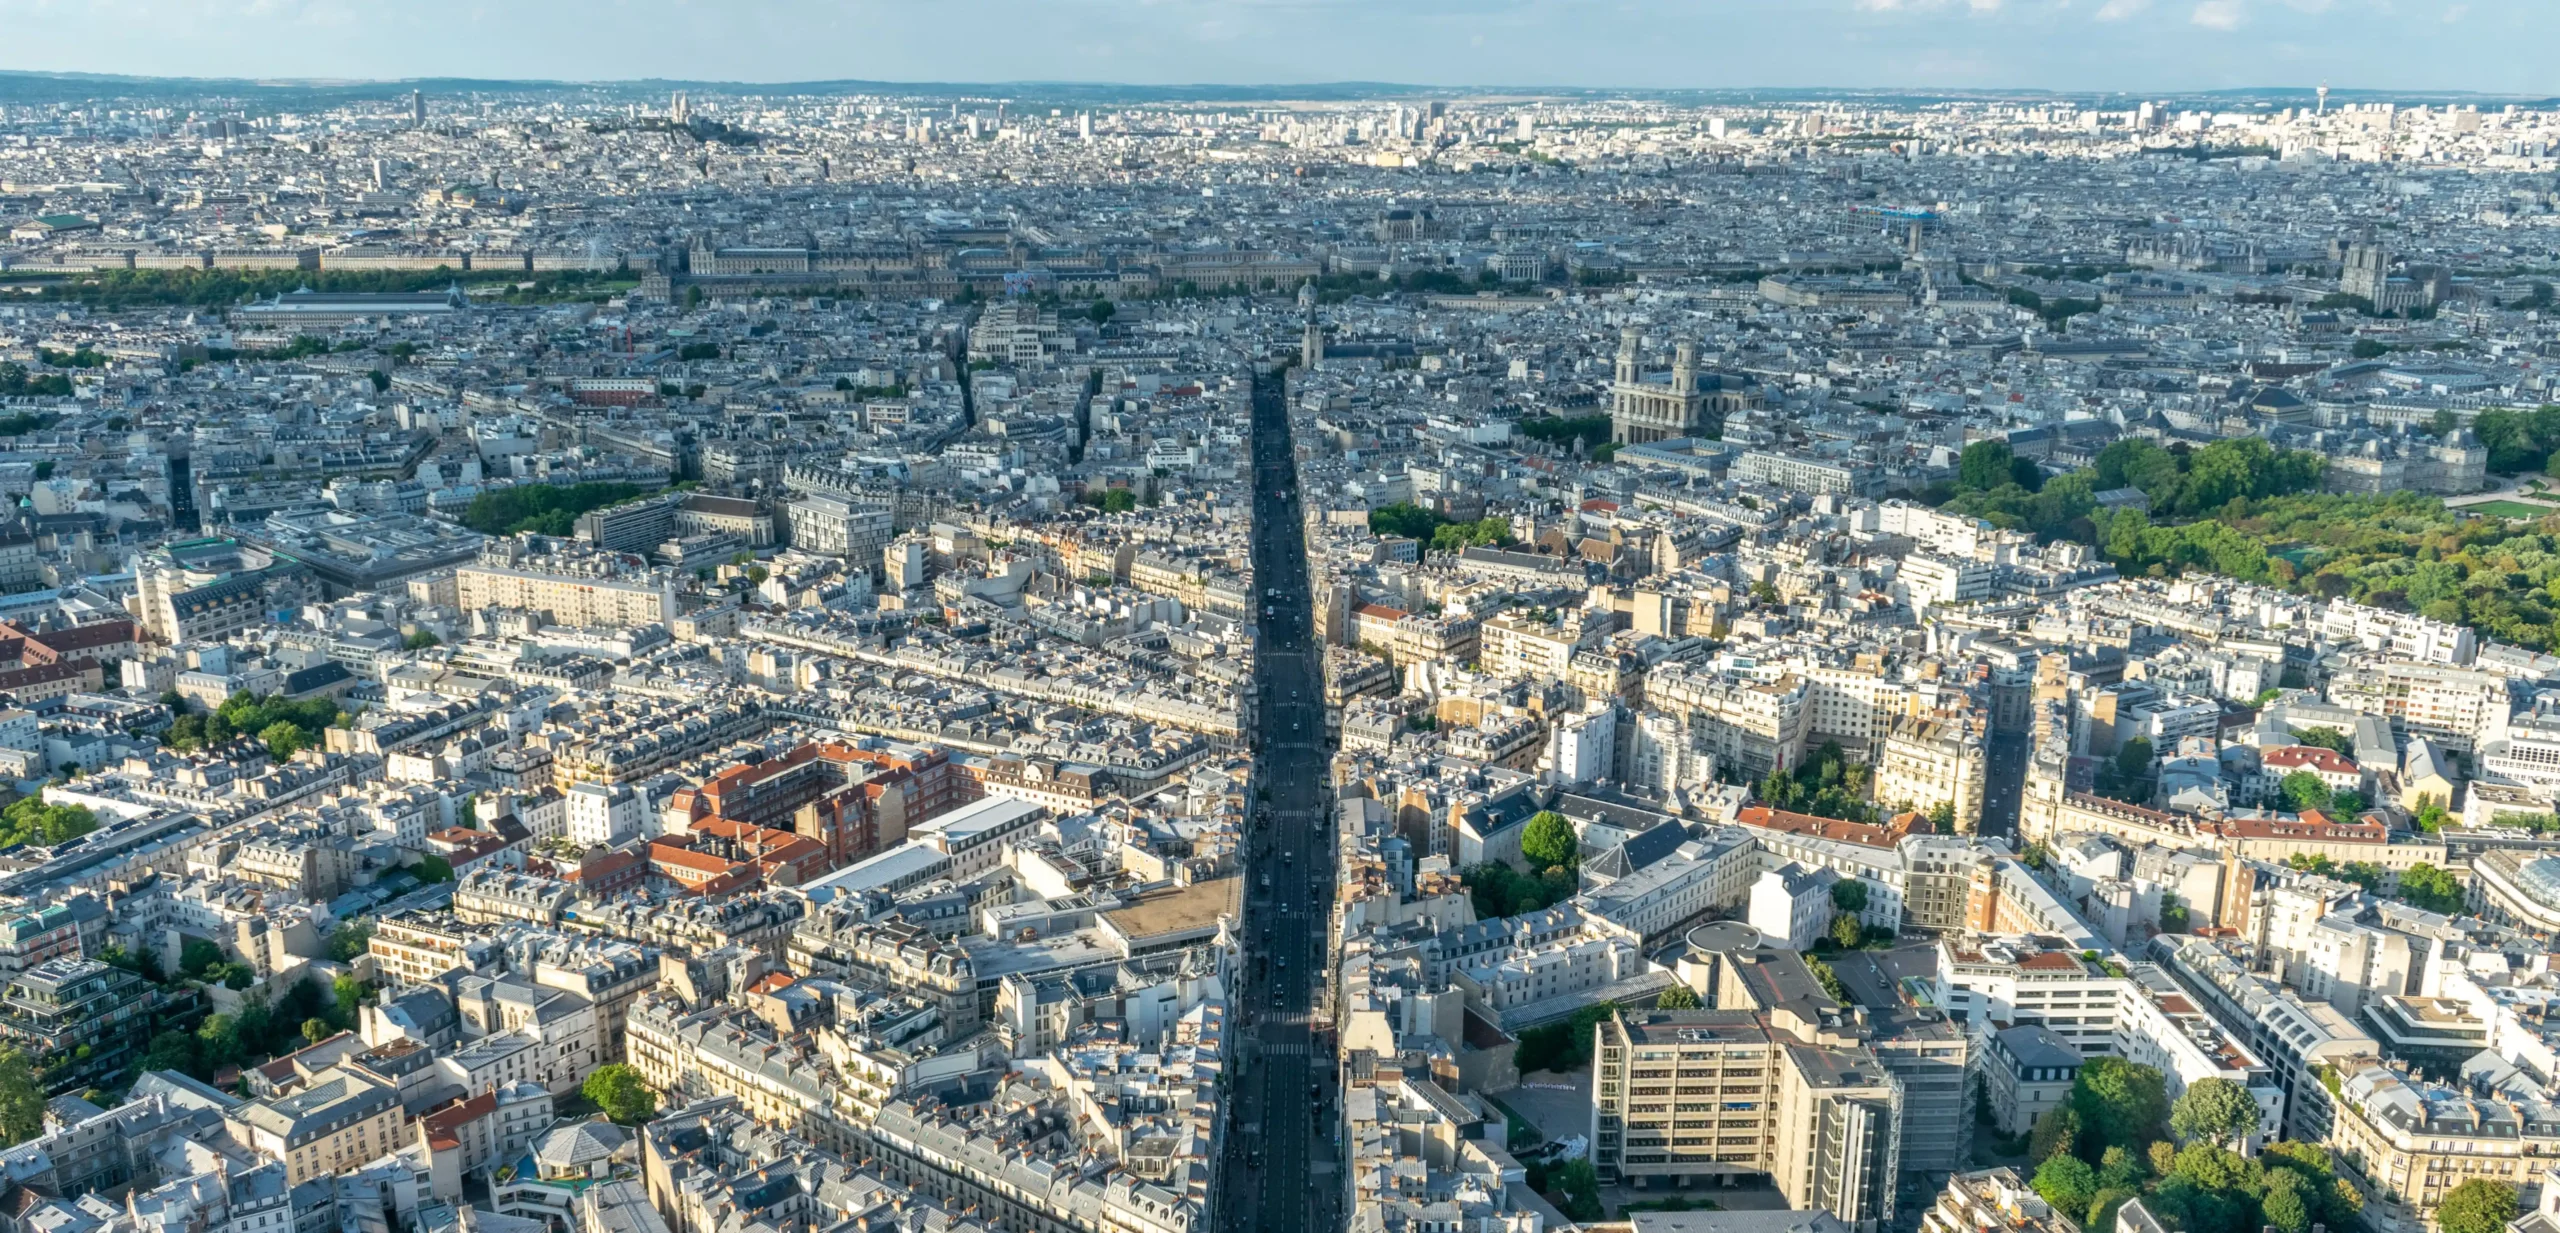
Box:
1217 366 1343 1233
1981 730 2030 842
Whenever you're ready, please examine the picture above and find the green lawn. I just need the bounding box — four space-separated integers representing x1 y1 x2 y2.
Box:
2463 500 2560 520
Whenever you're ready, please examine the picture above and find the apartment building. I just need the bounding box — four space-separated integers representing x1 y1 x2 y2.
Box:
785 494 895 564
2326 1064 2560 1233
1480 611 1602 683
458 553 679 629
2327 661 2510 753
1592 1007 1902 1230
1920 1169 2081 1233
1874 715 1988 832
225 1066 405 1184
1935 939 2127 1058
1644 663 1813 777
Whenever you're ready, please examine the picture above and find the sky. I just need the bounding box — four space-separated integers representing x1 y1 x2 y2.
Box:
0 0 2547 96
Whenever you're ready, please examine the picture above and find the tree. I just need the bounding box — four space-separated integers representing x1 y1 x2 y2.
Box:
140 1030 197 1075
1928 800 1958 833
261 720 307 761
1520 811 1577 872
1960 440 2019 492
583 1063 658 1124
1828 912 1866 949
2276 771 2333 814
334 976 369 1025
2261 1168 2314 1233
2029 1104 2082 1162
302 1018 333 1047
2436 1179 2518 1233
1550 1159 1603 1223
1657 984 1703 1010
325 921 374 962
2397 862 2466 914
1089 299 1115 324
0 1051 41 1146
2290 727 2354 755
1830 879 1870 914
1804 956 1846 1002
179 936 225 979
2032 1153 2099 1219
0 796 99 848
2170 1077 2261 1148
2099 1144 2147 1190
413 854 454 884
403 630 441 650
195 1013 242 1071
2073 1057 2170 1154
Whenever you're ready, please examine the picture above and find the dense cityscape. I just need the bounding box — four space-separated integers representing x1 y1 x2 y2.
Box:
0 65 2555 1233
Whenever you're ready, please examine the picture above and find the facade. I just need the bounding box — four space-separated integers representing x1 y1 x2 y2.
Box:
1874 715 1988 832
0 958 162 1092
1592 1009 1903 1230
1981 1025 2081 1137
224 1066 406 1184
2326 1064 2560 1233
1610 331 1760 445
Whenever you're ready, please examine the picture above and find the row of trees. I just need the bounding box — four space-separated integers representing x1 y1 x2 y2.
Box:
0 362 72 399
4 266 625 310
2025 1062 2362 1233
1364 502 1518 555
1756 740 1878 824
164 690 349 759
2274 772 2368 816
462 481 651 538
0 795 97 849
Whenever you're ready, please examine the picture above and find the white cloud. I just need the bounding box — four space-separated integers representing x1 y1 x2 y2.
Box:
2190 0 2244 27
2441 2 2468 18
2094 0 2149 17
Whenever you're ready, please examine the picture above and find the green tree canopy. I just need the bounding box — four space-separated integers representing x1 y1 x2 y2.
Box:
584 1063 659 1124
2276 771 2333 814
2436 1179 2518 1233
2169 1078 2261 1147
1520 811 1578 872
0 1050 42 1145
0 796 98 849
2032 1153 2099 1219
1831 879 1870 914
1960 440 2019 493
1657 984 1703 1010
2398 862 2466 914
2073 1057 2170 1155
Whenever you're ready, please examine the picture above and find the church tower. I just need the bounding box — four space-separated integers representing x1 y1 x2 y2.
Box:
1298 283 1324 369
1615 328 1640 386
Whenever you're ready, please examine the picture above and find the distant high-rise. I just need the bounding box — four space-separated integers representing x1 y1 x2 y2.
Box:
1078 112 1093 142
409 89 424 127
1516 114 1534 141
671 91 690 124
2317 83 2330 116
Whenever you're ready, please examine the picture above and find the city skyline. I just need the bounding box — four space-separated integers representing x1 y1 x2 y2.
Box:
0 0 2547 96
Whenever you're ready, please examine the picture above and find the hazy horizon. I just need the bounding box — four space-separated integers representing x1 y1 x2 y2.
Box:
0 0 2547 98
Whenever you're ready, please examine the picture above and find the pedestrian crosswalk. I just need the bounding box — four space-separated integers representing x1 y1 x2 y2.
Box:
1261 1042 1314 1056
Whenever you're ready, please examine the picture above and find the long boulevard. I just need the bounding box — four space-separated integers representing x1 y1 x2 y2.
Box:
1219 365 1342 1233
